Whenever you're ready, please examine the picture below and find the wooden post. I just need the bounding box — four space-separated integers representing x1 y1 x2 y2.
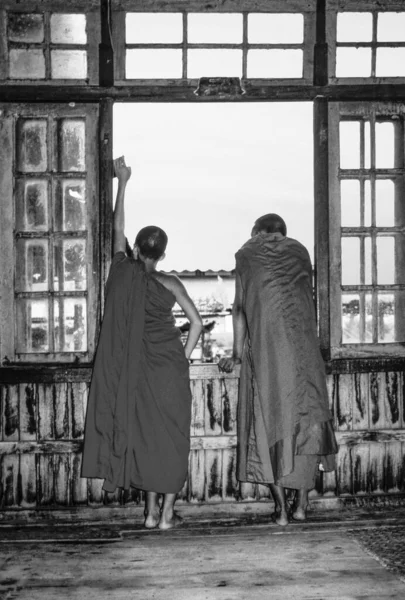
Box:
314 96 331 359
313 0 328 86
99 0 114 87
99 98 113 313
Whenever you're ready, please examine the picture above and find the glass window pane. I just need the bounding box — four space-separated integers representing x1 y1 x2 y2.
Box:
364 236 372 285
342 237 360 284
378 292 405 343
55 180 86 231
16 299 49 353
376 180 395 226
17 119 48 172
336 48 371 78
248 13 304 44
126 49 182 78
378 293 395 342
51 50 87 79
16 239 49 292
365 293 373 343
126 13 182 43
54 297 87 352
377 12 405 42
364 120 371 168
376 48 405 77
365 180 372 226
340 121 360 169
54 239 87 292
342 293 360 343
341 180 360 226
50 14 87 44
188 13 242 44
53 239 87 292
59 120 85 172
8 13 44 42
247 49 303 78
16 180 49 231
376 122 395 168
377 236 395 284
188 50 242 78
337 12 372 42
9 49 45 79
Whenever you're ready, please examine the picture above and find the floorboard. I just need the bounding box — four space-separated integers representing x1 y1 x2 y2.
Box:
1 524 405 600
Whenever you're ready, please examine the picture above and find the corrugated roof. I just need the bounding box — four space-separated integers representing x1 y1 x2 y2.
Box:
161 269 236 278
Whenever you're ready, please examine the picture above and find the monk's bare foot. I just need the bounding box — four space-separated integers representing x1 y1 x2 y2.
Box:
271 510 289 527
144 509 160 529
291 506 307 522
291 506 307 521
158 511 183 531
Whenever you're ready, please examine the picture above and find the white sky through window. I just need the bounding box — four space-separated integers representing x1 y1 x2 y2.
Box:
113 103 314 272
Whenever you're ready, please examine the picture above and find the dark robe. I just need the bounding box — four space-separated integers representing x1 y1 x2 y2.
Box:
236 233 338 487
81 252 191 494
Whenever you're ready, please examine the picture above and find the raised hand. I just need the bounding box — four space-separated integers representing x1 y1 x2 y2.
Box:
114 156 132 183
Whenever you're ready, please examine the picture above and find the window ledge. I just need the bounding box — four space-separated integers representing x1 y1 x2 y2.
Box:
325 356 405 374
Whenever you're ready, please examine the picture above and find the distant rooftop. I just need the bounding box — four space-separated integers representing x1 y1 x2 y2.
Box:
161 269 236 278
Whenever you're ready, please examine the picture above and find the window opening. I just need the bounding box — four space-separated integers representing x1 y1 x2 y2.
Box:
113 102 313 361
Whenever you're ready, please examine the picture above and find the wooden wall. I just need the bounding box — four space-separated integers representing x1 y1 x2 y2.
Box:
1 366 404 513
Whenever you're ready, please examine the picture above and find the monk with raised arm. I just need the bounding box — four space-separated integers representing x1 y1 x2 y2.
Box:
219 214 338 526
82 157 202 530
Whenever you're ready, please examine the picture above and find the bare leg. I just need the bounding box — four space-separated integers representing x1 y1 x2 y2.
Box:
269 483 289 526
291 488 309 521
158 493 183 530
144 491 160 529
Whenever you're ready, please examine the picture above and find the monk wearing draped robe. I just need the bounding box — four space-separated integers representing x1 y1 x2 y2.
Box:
219 213 338 526
82 157 202 530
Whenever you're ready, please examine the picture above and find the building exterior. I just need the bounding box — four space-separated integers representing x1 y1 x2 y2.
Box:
0 0 404 516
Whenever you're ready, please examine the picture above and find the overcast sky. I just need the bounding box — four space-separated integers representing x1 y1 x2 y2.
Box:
113 102 314 271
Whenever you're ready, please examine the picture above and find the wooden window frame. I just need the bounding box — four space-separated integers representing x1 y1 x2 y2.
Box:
327 0 405 85
0 1 100 85
112 0 317 86
327 101 405 359
0 103 100 365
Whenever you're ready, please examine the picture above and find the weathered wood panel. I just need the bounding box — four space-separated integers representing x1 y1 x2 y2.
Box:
385 441 404 494
20 453 36 508
112 0 316 12
1 385 19 442
0 370 404 512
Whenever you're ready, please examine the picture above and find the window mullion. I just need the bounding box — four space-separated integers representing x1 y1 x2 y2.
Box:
182 12 187 79
371 11 377 78
242 12 248 80
44 12 51 80
370 113 378 343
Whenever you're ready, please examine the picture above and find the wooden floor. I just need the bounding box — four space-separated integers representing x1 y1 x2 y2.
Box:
1 518 405 600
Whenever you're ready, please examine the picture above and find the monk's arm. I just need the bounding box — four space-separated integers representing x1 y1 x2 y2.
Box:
172 278 203 360
231 272 246 361
218 271 245 373
113 156 132 255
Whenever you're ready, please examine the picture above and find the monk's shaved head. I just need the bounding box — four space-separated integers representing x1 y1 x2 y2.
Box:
135 226 168 260
252 213 287 237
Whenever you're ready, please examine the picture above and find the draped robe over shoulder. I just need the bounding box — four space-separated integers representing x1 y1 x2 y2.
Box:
82 252 191 494
236 234 338 486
